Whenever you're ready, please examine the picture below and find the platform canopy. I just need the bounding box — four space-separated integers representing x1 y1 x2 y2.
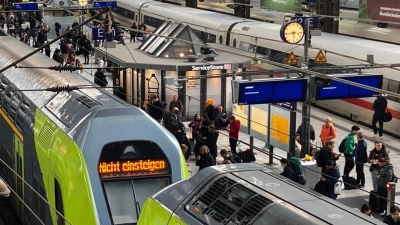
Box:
138 21 206 59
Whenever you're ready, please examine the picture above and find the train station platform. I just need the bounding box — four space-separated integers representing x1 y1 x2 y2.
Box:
30 33 400 221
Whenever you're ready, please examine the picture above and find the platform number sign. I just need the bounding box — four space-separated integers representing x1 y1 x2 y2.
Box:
291 16 319 30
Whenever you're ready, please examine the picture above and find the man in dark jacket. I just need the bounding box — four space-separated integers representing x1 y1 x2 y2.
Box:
296 119 315 141
148 94 164 123
321 160 341 200
383 206 400 225
368 141 389 192
169 95 183 117
372 95 388 139
354 132 368 188
55 20 61 37
280 158 297 182
94 68 107 87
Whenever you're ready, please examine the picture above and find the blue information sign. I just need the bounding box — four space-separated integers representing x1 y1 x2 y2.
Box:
272 102 297 111
93 1 117 9
92 27 116 41
291 16 319 29
315 74 383 100
237 79 307 105
13 2 38 11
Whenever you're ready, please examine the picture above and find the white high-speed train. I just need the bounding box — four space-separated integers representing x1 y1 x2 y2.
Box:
112 0 400 137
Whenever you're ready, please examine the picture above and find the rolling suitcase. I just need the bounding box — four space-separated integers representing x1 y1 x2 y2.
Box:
369 191 379 212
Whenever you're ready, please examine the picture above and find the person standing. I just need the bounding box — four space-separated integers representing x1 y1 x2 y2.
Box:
369 141 389 192
343 125 360 177
55 20 61 37
319 117 337 145
376 157 394 215
354 132 368 188
227 115 240 155
372 95 388 140
130 22 137 43
169 95 183 117
148 94 163 123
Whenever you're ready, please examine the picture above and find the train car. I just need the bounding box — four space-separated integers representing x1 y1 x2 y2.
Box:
113 0 400 137
301 0 359 9
0 36 189 225
138 164 383 225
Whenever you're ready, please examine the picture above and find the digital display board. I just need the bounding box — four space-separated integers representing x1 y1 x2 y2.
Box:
93 1 117 9
13 2 38 11
315 74 383 100
237 79 307 105
98 159 168 178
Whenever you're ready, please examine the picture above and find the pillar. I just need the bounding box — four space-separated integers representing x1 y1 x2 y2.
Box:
221 69 227 110
161 70 166 103
200 70 207 114
177 71 187 119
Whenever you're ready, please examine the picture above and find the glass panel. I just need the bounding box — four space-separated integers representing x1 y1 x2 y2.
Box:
104 181 137 224
132 178 170 212
139 21 169 51
147 23 181 54
143 23 175 52
189 29 205 55
155 26 186 57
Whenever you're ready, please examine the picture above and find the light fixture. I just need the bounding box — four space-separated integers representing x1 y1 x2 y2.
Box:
78 0 88 7
165 54 169 58
251 57 261 65
179 53 184 57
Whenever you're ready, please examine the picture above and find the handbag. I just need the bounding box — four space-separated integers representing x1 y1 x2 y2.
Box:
334 177 344 195
384 110 392 122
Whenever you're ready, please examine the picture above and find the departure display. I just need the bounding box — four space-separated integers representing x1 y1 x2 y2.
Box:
98 159 168 178
237 79 307 105
315 75 383 100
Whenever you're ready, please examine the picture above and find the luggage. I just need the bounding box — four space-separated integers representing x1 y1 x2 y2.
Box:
45 47 50 57
342 176 359 190
52 48 63 64
369 191 379 212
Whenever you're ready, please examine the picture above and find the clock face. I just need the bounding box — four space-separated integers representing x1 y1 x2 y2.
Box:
283 22 304 44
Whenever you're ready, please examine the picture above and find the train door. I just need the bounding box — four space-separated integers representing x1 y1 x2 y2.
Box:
14 134 24 218
230 27 241 48
218 25 228 45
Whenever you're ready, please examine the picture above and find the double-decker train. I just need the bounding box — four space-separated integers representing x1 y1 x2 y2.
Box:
112 0 400 137
0 35 188 225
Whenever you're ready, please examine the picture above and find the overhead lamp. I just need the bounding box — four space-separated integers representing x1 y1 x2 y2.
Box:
78 0 88 7
251 57 261 65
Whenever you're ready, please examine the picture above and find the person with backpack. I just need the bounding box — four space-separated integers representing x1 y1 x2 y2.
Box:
280 158 297 182
369 141 389 192
376 157 394 215
315 140 340 172
319 117 337 145
320 160 341 200
288 157 306 185
204 99 216 121
238 148 256 163
354 132 368 188
219 149 234 164
343 125 360 177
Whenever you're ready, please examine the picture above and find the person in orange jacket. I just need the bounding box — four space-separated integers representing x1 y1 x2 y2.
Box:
319 117 337 145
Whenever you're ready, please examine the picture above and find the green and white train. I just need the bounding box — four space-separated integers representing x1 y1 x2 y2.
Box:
0 36 188 225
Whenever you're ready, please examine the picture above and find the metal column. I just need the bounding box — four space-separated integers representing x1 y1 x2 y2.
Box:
300 19 311 158
178 71 187 119
140 69 146 106
200 70 207 114
221 69 227 110
161 70 166 103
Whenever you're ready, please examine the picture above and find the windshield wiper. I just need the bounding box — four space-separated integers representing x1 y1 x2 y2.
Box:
131 180 141 221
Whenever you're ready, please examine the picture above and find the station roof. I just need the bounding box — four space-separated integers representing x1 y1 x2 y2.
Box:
94 22 253 71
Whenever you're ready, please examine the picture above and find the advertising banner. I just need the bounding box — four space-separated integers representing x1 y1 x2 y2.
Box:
261 0 301 12
359 0 400 24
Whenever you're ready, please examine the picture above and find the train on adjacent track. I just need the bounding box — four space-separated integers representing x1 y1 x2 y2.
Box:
113 0 400 137
138 164 384 225
0 36 189 225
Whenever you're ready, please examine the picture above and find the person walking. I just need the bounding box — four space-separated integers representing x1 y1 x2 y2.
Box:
372 95 388 140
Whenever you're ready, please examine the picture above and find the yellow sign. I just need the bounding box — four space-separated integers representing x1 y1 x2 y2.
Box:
98 159 167 175
271 114 289 144
287 52 298 64
315 50 327 63
251 106 267 135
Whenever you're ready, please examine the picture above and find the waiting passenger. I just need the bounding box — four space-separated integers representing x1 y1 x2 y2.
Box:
315 140 340 172
354 132 368 188
204 98 217 121
383 206 400 225
196 145 214 171
369 141 389 192
294 134 302 158
343 126 360 177
148 94 164 123
94 68 107 87
206 125 219 165
227 115 240 155
360 204 373 217
214 105 229 130
219 149 233 164
377 157 394 215
169 95 183 117
188 114 202 141
320 160 341 200
319 117 337 145
280 158 296 182
372 95 388 140
296 118 315 141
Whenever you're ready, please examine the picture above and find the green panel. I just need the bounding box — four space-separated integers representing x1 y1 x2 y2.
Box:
261 0 301 12
168 214 189 225
138 198 176 225
34 109 97 225
14 135 24 218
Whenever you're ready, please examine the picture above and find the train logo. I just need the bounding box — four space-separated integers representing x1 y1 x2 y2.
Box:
224 64 232 70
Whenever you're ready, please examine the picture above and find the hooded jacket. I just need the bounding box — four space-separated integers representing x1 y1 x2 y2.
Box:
378 164 394 187
322 166 341 200
281 166 297 182
373 96 388 117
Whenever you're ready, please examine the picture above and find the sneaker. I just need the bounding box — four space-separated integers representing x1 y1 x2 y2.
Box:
380 210 386 216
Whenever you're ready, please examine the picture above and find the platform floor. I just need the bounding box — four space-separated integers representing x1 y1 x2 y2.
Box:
23 34 400 220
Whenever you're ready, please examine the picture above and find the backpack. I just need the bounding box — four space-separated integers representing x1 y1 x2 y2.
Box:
239 149 256 163
338 138 346 153
315 149 323 167
288 157 306 185
232 155 242 163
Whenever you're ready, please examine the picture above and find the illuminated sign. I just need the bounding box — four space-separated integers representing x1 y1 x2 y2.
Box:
98 159 167 178
191 64 231 71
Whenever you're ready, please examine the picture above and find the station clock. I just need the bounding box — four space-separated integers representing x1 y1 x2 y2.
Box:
280 22 304 44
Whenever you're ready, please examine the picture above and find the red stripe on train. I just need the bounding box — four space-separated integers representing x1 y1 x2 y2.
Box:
341 98 400 120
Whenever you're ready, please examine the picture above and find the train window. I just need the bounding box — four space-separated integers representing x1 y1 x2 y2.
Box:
233 38 237 48
55 179 65 225
143 15 164 28
112 6 135 20
103 178 169 225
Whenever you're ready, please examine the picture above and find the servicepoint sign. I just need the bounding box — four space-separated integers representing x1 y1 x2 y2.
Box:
191 64 232 71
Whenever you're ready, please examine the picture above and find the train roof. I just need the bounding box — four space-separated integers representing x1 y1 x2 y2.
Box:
151 164 384 225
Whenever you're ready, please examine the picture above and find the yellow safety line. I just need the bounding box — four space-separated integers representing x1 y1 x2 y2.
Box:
0 108 24 142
